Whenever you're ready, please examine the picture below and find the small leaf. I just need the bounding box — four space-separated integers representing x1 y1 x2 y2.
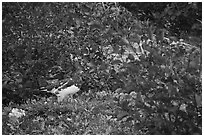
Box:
189 60 199 69
120 36 130 45
98 63 107 70
115 88 123 93
179 104 187 112
112 45 120 53
129 33 141 43
136 92 143 102
48 115 55 120
128 54 135 60
112 60 122 65
87 62 95 67
88 21 103 30
195 94 202 107
117 111 129 121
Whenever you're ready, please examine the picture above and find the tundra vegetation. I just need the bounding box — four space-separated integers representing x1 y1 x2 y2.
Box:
2 2 202 135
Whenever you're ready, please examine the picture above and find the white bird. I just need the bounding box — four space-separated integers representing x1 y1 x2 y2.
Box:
55 85 80 102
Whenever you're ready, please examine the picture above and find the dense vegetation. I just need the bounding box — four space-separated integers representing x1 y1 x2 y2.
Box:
119 2 202 38
2 2 202 135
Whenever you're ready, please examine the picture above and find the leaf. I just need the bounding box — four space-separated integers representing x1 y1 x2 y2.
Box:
98 63 108 70
189 58 200 69
125 63 139 73
115 88 123 93
117 111 129 121
88 21 103 30
81 48 89 55
195 94 202 107
147 25 155 40
112 45 120 54
48 115 55 120
136 92 143 102
38 77 48 87
128 54 135 60
112 59 122 65
120 36 130 45
179 104 187 112
129 33 141 43
87 62 95 68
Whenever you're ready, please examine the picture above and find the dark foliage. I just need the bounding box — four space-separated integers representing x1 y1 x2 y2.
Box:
2 2 201 135
119 2 202 37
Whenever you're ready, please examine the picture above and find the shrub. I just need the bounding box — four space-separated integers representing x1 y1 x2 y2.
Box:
2 2 201 135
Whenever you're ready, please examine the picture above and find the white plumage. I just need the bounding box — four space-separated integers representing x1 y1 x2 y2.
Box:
56 85 80 102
